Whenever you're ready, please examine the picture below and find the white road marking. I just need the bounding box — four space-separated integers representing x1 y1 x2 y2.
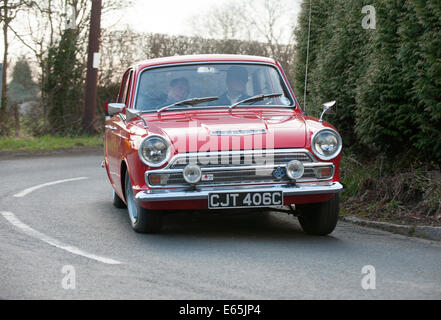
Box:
13 177 89 198
1 211 122 265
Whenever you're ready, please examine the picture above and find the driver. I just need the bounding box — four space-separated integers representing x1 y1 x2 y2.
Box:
217 66 250 106
164 77 190 105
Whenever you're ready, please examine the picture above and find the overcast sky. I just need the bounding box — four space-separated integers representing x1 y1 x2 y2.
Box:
104 0 301 40
4 0 302 69
106 0 225 36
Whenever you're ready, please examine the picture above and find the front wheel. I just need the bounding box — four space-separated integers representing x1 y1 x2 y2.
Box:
125 173 163 233
297 194 339 236
112 189 126 209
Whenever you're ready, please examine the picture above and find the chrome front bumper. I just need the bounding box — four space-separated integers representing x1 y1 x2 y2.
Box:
135 182 344 202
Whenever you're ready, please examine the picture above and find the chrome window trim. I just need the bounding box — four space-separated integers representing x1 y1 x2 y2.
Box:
132 61 297 112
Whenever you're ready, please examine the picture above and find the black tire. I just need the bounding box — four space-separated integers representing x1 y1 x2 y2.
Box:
124 173 163 233
112 189 127 209
297 194 339 236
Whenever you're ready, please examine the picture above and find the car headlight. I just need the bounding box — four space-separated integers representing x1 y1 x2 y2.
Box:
138 135 170 167
311 129 342 160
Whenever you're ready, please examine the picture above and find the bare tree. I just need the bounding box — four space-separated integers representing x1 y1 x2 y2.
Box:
189 0 297 49
0 0 30 136
7 1 90 128
246 0 295 55
11 0 130 65
189 0 249 41
7 0 130 129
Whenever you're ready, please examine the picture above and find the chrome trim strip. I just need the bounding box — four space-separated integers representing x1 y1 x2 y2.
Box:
210 129 268 136
151 162 332 174
145 163 335 188
166 148 317 168
135 182 343 202
144 148 334 188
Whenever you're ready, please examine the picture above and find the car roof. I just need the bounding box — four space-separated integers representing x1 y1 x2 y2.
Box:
131 54 277 71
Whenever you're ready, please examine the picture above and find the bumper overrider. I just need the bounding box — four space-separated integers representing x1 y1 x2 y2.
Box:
135 182 343 202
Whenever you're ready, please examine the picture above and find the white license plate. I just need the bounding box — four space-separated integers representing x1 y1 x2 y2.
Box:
208 191 283 209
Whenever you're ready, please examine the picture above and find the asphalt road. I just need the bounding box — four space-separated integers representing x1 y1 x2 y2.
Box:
0 153 440 300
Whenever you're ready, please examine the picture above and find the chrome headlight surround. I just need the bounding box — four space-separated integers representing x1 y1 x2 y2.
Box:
138 134 171 167
311 128 342 161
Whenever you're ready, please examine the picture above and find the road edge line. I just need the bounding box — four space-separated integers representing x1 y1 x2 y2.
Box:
1 211 122 265
13 177 89 198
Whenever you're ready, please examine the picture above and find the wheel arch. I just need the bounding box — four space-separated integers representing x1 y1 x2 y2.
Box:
120 159 129 203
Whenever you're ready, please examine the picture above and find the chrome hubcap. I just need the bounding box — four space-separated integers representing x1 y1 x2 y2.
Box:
126 180 138 224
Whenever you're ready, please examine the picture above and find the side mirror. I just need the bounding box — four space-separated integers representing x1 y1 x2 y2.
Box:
126 108 142 122
108 103 126 116
126 108 148 128
319 100 337 122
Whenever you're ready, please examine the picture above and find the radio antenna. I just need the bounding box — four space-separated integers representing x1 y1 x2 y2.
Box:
303 0 312 114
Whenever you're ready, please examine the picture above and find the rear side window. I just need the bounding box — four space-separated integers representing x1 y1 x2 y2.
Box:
117 70 133 105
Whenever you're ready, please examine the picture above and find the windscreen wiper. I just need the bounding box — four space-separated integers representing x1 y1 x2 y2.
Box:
228 93 283 110
157 96 219 114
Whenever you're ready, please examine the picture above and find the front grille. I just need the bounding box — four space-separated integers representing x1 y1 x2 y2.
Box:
170 151 313 169
153 167 319 186
147 149 334 187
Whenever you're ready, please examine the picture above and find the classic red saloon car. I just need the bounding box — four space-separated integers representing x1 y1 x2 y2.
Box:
104 54 343 235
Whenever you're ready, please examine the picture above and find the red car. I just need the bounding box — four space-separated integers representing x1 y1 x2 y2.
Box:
104 54 343 235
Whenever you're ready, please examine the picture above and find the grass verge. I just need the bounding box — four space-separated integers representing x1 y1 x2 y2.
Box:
0 135 103 152
340 153 441 227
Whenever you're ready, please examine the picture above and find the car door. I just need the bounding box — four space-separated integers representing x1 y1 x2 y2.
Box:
105 69 134 194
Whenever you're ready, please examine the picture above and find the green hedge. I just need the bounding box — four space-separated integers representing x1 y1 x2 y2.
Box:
294 0 441 164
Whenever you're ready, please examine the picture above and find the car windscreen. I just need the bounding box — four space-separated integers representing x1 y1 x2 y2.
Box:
134 63 295 112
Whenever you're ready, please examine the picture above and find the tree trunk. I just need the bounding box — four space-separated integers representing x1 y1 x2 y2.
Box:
83 0 102 134
13 102 19 137
0 0 9 136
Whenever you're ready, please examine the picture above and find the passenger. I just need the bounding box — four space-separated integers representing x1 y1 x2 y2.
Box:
137 77 190 111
